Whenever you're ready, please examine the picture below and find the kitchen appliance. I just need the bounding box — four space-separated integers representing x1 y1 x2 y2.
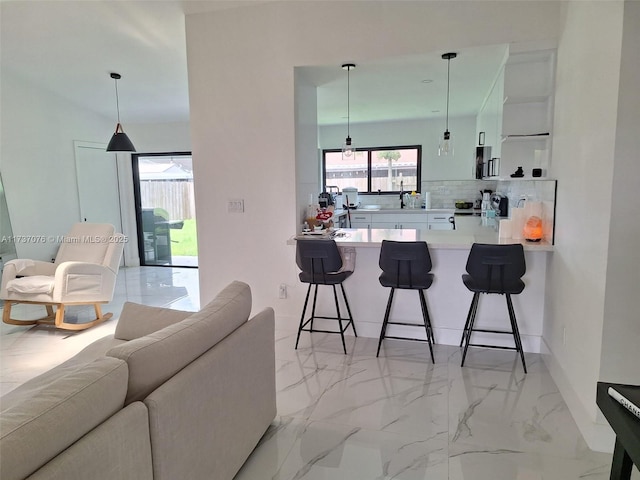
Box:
475 146 492 179
342 187 359 209
491 193 509 217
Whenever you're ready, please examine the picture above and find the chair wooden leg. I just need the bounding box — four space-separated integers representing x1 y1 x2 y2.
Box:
2 301 38 326
3 301 110 330
55 303 112 331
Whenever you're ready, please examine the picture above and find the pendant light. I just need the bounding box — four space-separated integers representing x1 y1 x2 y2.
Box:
106 72 136 152
438 52 457 156
341 63 356 160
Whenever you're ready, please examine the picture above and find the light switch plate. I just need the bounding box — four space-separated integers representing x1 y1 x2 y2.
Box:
227 199 244 213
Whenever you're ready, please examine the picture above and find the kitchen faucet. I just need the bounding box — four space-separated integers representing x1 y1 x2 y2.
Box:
399 180 405 209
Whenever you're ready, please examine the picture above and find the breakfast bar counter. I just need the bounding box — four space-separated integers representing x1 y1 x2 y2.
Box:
312 227 553 251
289 228 552 353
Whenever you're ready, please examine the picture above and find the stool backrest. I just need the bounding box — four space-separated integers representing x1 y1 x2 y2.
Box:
296 239 343 280
465 243 526 293
379 240 432 288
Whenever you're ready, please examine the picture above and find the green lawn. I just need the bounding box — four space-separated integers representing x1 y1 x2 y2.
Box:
170 218 198 257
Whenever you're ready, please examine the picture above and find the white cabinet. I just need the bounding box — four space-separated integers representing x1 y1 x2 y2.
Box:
349 213 371 229
426 211 455 230
500 50 555 178
347 210 453 230
372 213 428 229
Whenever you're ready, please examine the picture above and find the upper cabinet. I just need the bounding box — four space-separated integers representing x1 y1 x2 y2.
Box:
476 49 556 180
500 50 556 179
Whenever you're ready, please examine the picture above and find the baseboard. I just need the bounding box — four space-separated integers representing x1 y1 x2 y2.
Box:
540 337 615 453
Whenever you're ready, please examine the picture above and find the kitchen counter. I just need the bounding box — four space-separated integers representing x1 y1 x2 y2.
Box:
288 227 552 352
291 227 553 251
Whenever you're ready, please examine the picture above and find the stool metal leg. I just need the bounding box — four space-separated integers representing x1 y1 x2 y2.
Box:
310 284 319 331
506 294 527 373
340 284 357 337
461 294 480 367
376 288 395 357
332 284 347 354
418 289 435 363
295 284 313 350
460 292 479 347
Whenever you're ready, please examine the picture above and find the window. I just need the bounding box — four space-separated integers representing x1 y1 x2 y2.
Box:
132 153 198 268
323 145 421 194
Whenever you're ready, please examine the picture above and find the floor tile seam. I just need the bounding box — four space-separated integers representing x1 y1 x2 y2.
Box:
447 438 612 462
298 415 451 446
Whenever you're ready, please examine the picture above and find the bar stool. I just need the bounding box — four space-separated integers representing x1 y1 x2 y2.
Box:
460 243 527 373
295 239 357 354
376 240 435 361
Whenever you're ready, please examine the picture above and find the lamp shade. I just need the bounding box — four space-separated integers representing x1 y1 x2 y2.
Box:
106 123 136 152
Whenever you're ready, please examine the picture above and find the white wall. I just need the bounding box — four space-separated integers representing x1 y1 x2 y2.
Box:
0 66 192 263
600 0 640 387
0 70 114 261
543 0 626 452
125 122 191 154
185 0 561 315
319 116 478 181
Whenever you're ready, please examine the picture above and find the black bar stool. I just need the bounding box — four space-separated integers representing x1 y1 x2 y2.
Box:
295 239 357 354
376 240 435 361
460 243 527 373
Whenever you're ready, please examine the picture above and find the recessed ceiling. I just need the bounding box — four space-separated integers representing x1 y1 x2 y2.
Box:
1 1 507 127
302 44 508 126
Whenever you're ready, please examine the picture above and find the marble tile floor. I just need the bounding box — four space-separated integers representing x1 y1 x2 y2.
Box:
1 267 634 479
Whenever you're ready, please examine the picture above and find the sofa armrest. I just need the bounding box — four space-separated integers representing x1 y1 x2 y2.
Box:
143 306 276 480
114 302 193 341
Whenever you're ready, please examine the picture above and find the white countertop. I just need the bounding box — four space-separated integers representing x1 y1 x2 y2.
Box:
291 228 553 251
334 208 454 215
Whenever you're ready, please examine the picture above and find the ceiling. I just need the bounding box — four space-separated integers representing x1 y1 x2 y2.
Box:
1 1 507 126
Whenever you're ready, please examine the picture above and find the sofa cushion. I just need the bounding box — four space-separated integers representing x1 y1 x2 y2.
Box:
114 301 193 341
25 402 153 480
0 357 128 480
107 281 252 404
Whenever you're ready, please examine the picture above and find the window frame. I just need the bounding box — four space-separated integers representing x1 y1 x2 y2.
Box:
322 144 422 195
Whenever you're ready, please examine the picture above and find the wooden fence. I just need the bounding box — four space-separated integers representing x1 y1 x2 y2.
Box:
140 180 195 220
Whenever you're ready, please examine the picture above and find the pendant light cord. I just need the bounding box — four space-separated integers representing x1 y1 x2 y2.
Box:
445 57 450 132
114 78 121 124
347 65 351 138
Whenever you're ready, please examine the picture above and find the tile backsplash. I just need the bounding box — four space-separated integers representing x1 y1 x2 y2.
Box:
356 179 557 243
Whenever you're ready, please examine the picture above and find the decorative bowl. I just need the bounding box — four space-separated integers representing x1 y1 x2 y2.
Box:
455 201 473 209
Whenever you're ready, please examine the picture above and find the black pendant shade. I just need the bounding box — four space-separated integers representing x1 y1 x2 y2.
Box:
107 123 136 152
106 73 136 152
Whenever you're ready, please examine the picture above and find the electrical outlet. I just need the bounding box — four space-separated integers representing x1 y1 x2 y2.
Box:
227 199 244 213
278 284 287 299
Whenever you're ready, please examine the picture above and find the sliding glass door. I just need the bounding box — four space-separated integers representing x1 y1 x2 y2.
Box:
132 153 198 267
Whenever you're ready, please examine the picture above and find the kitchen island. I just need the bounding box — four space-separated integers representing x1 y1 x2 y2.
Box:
289 227 552 353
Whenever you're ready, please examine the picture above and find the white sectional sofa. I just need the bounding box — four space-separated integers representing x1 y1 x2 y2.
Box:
0 281 276 480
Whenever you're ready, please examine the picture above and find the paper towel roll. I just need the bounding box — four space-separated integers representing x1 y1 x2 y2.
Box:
511 207 526 240
423 192 431 209
499 219 512 239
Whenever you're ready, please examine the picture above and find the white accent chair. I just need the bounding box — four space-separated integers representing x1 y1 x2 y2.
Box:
0 223 124 330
